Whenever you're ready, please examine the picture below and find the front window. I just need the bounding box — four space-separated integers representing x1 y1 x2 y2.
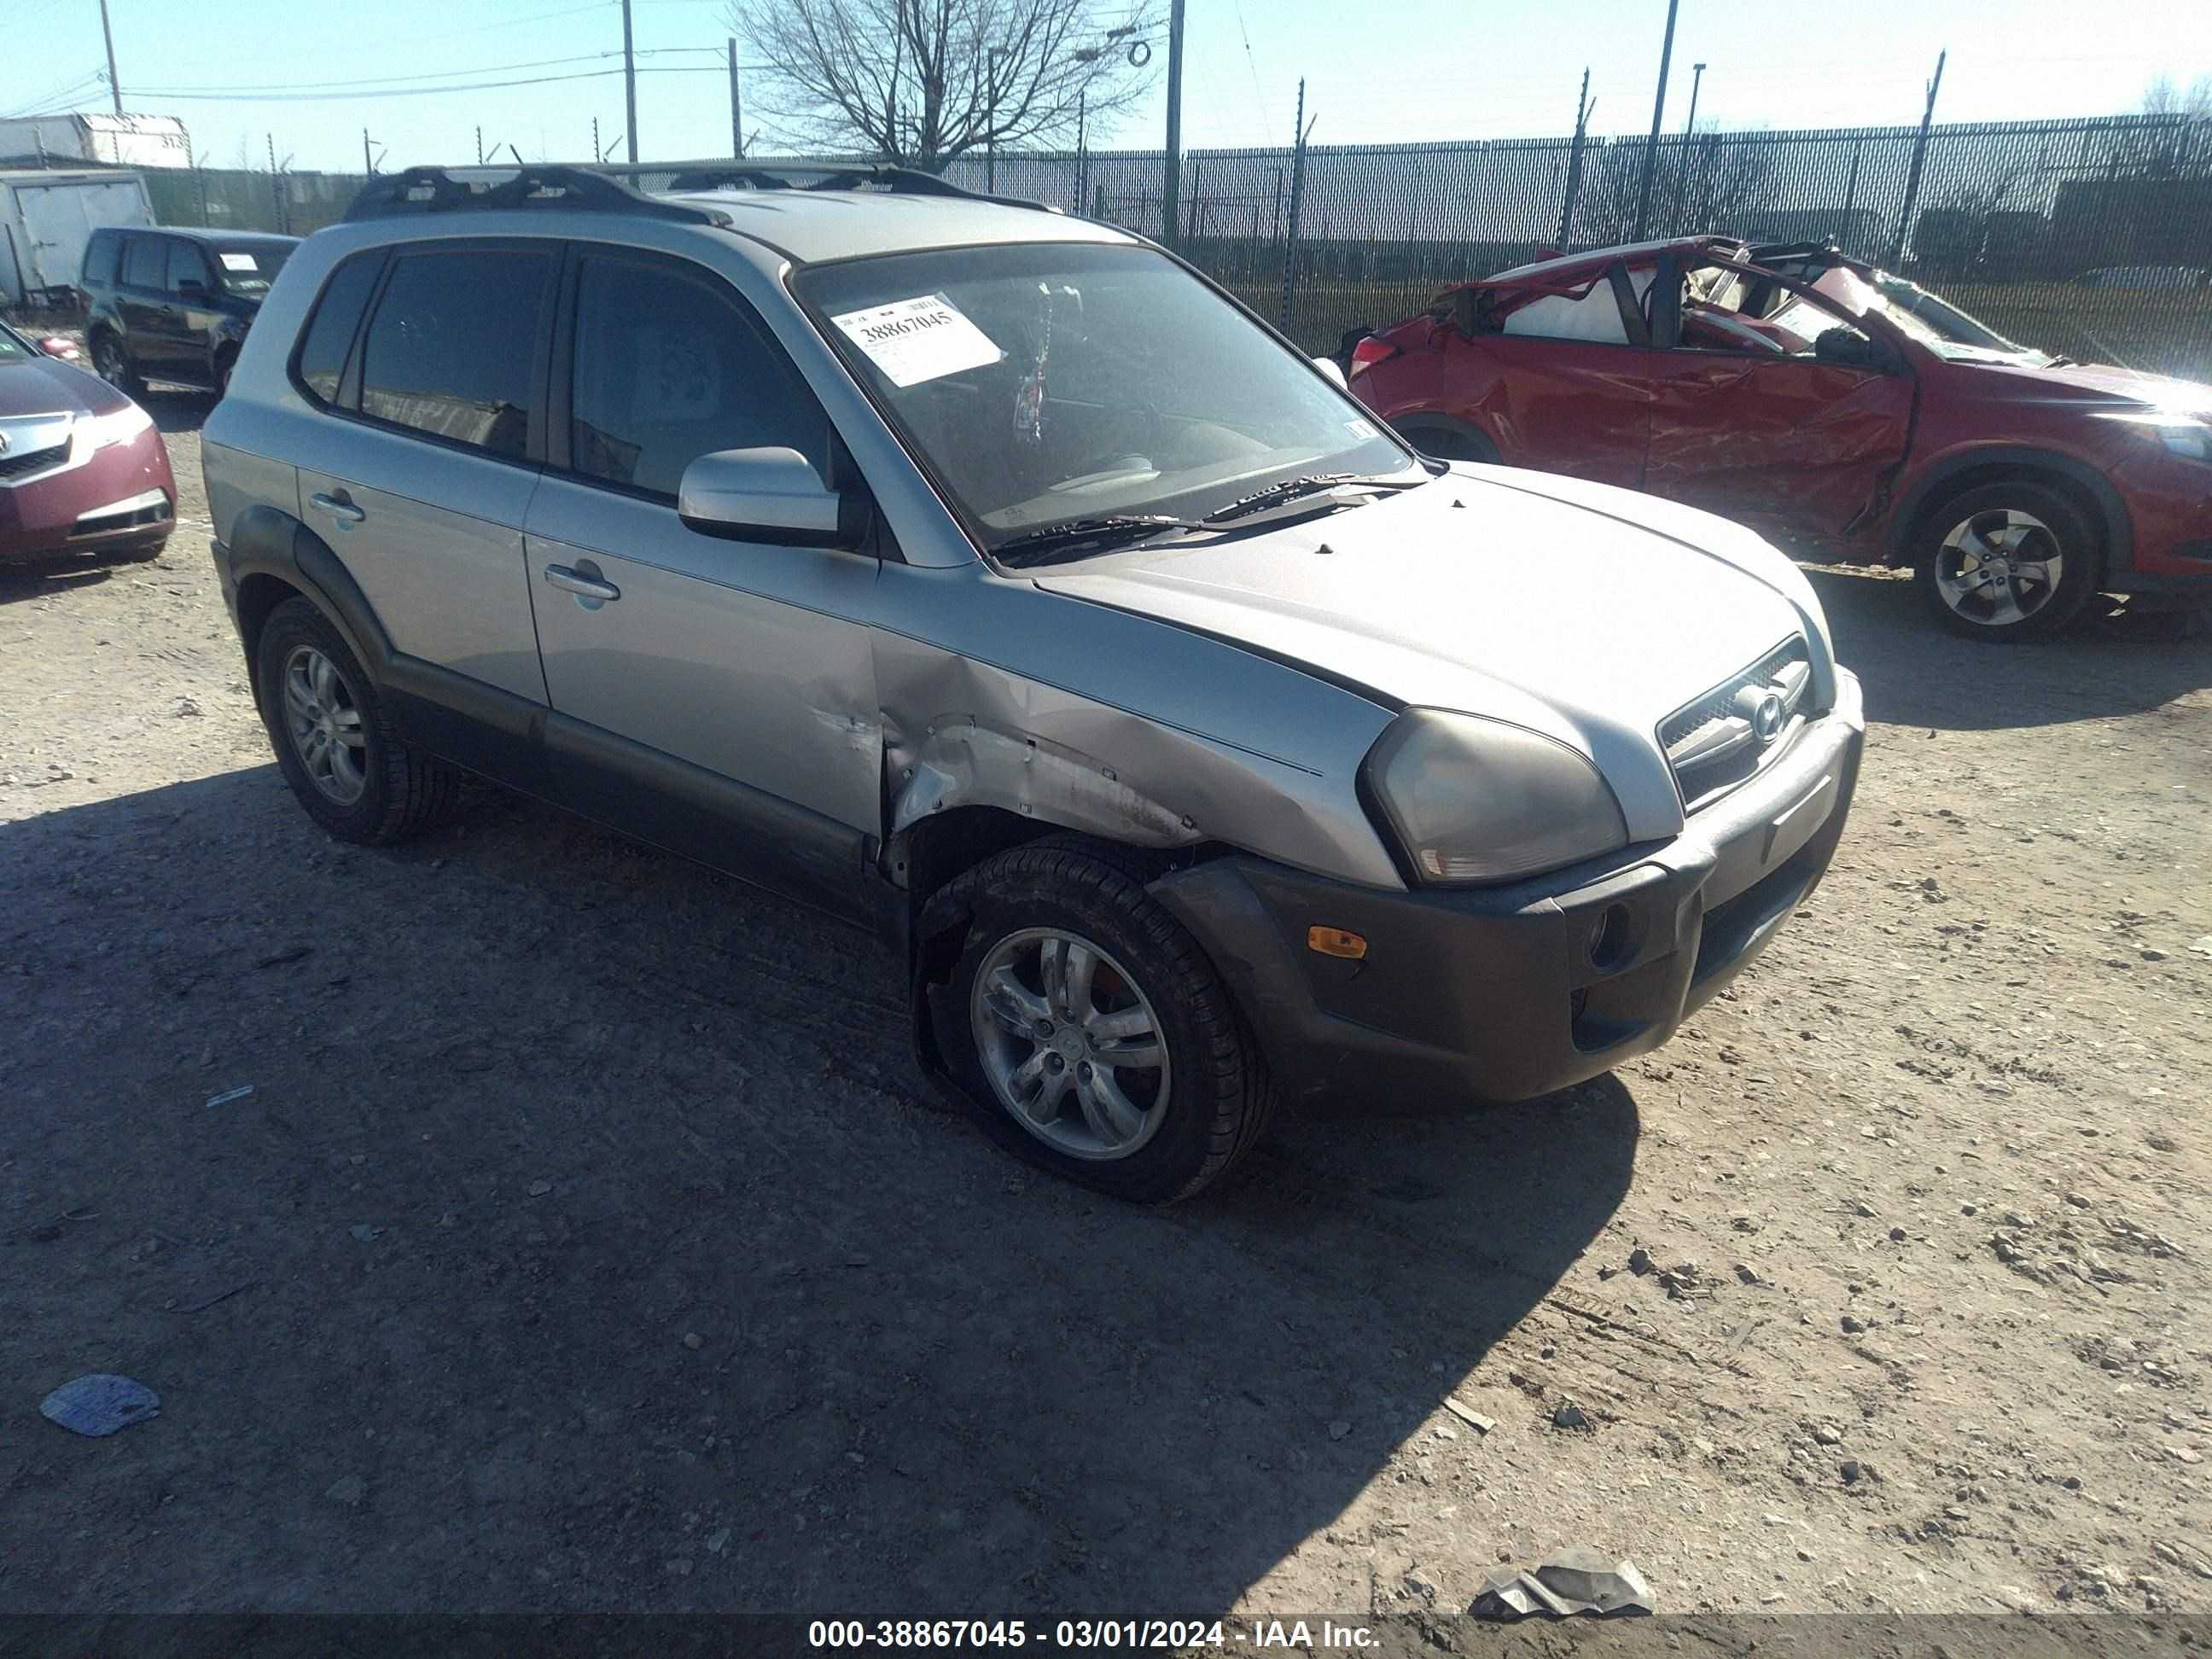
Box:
212 244 293 297
793 242 1414 547
0 324 30 363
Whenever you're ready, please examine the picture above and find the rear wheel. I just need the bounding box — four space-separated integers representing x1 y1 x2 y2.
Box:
254 597 462 844
1915 480 2102 642
91 331 143 398
929 840 1273 1203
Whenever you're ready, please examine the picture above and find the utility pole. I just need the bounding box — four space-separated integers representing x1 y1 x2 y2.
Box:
727 38 743 158
1631 0 1682 241
1557 67 1592 249
1075 90 1087 214
1161 0 1186 247
1668 62 1705 230
363 128 373 175
1889 49 1947 268
621 0 639 164
98 0 124 113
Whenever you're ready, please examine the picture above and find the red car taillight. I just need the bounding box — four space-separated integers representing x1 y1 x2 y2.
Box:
1348 336 1399 379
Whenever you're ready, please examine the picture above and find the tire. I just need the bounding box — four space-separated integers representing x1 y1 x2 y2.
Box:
215 352 236 399
926 839 1274 1203
254 597 461 844
90 330 143 399
1394 419 1500 465
1914 480 2103 642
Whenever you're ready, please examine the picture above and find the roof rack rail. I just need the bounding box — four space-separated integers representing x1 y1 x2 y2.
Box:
653 161 1060 215
343 165 731 227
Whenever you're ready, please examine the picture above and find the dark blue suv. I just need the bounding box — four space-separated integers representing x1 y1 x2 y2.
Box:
81 225 298 399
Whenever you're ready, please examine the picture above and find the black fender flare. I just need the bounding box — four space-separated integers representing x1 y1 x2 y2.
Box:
225 504 398 695
1883 445 2134 575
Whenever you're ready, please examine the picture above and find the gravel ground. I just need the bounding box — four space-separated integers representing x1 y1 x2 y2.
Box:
2 398 2208 1620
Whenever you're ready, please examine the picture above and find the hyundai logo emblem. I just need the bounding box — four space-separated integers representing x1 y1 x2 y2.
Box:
1752 694 1786 744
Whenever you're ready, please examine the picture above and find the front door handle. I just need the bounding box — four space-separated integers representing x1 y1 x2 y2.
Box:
309 491 365 525
543 562 620 603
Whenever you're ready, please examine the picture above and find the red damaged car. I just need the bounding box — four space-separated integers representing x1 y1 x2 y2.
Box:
0 317 175 565
1349 237 2212 640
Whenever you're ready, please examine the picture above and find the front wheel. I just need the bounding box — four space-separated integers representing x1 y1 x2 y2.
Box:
928 840 1273 1203
91 332 143 398
1915 480 2102 642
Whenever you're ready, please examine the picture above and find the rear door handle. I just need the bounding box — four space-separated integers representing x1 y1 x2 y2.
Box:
309 491 365 525
543 563 620 602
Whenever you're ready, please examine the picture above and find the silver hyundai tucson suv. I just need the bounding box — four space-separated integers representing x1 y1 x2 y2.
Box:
202 165 1865 1202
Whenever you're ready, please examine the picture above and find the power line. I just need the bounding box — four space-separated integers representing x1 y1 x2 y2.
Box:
136 66 731 105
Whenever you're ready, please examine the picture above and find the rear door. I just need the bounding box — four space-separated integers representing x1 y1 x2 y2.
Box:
1642 256 1914 536
1466 261 1657 490
117 235 172 368
524 242 882 919
290 240 558 765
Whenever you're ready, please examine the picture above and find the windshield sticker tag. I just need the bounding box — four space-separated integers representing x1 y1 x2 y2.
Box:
831 294 1003 387
1345 417 1377 439
218 253 259 272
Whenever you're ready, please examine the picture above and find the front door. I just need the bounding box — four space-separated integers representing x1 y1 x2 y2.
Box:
160 240 218 386
1643 263 1915 537
525 245 882 920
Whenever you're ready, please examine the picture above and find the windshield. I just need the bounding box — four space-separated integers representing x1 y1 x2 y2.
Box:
793 242 1416 548
1867 272 2046 362
214 244 292 297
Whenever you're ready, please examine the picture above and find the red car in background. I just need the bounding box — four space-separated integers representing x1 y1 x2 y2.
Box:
0 317 175 565
1349 236 2212 640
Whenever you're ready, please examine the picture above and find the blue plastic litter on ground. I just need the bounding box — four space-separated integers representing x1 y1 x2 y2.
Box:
40 1373 160 1436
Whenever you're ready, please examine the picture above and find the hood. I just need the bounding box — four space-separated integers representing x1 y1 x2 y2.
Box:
0 352 127 419
1035 469 1830 836
1941 354 2212 414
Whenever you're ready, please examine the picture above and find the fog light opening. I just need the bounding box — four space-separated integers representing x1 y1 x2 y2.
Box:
1586 902 1634 973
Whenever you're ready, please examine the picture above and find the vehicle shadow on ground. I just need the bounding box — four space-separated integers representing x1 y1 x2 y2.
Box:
0 546 163 602
1805 563 2212 731
141 386 212 434
1 765 1637 1614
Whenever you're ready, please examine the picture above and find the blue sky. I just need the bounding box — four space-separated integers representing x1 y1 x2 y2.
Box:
8 0 2210 174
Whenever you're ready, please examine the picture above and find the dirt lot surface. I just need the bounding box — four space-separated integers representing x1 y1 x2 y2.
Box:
3 396 2209 1621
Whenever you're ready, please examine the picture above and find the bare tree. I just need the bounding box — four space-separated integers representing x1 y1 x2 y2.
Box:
1571 127 1780 245
726 0 1158 171
2142 74 2212 121
2125 75 2212 178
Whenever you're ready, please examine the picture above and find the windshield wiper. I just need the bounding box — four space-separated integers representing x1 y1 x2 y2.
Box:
1201 472 1417 525
992 514 1202 567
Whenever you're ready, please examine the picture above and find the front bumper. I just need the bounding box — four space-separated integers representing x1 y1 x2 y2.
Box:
1151 670 1865 1107
0 429 174 559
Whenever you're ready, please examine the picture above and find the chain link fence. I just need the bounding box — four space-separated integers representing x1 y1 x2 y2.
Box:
132 110 2212 380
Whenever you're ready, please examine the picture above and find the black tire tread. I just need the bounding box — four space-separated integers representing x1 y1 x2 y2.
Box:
937 838 1272 1202
258 597 462 845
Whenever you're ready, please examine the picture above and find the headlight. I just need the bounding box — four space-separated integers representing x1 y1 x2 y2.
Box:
79 403 155 451
1363 708 1629 884
2094 410 2211 462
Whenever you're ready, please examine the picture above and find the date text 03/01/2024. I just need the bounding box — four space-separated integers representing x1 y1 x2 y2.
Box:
806 1621 1379 1650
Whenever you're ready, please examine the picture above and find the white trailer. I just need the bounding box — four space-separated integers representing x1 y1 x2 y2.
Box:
0 170 155 306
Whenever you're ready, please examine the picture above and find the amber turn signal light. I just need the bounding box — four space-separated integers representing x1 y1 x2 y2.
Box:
1306 926 1368 960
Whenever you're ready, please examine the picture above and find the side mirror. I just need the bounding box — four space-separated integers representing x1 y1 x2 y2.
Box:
1813 327 1886 370
1313 356 1348 390
677 446 860 548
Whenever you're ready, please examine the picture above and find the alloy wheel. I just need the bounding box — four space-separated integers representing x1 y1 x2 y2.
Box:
93 338 128 386
281 644 370 806
1934 508 2064 629
968 927 1172 1161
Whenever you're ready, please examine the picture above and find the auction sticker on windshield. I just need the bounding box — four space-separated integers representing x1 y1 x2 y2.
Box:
831 294 1004 387
219 253 260 272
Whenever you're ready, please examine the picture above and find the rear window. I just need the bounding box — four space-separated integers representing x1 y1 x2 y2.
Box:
357 247 550 458
292 252 386 407
82 233 121 287
122 236 166 288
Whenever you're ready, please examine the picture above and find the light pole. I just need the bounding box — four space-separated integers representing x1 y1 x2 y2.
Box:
620 0 639 164
1668 62 1705 230
1161 0 1186 248
986 46 1009 191
1631 0 1682 241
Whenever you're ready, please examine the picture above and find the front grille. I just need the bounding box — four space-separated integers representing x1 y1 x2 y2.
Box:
0 440 70 482
1660 637 1813 812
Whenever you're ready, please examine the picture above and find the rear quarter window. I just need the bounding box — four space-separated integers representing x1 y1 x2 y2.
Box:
82 232 121 287
291 252 387 408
